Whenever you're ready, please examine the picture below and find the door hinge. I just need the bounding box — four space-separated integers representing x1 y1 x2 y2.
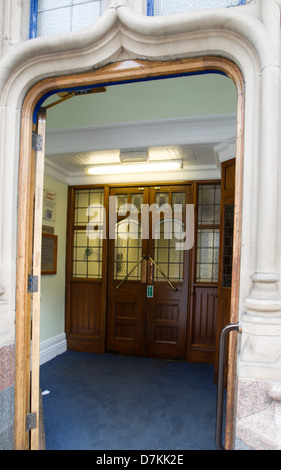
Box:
26 412 37 431
32 132 43 151
28 274 38 293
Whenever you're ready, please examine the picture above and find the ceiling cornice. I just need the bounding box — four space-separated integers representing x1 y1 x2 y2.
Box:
45 114 237 156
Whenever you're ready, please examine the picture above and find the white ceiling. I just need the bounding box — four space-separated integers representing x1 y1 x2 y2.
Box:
44 114 237 185
46 144 215 173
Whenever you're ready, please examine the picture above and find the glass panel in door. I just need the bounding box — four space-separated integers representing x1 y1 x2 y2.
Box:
114 219 142 281
154 218 184 282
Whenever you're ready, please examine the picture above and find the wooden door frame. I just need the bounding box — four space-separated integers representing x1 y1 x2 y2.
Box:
15 57 244 450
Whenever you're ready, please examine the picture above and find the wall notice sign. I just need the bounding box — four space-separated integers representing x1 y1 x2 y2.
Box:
43 188 56 222
147 285 154 298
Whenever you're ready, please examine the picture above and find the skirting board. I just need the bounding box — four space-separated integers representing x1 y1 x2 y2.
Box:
38 333 67 366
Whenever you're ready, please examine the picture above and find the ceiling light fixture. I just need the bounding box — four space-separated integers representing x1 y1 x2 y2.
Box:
85 160 183 176
119 149 149 163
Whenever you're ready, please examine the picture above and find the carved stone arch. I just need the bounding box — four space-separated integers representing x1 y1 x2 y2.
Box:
5 2 273 450
14 55 245 450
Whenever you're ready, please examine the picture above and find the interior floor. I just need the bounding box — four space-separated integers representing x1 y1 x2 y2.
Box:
40 351 222 450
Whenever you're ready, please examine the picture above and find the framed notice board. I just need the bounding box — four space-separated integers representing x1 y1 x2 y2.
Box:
41 233 57 275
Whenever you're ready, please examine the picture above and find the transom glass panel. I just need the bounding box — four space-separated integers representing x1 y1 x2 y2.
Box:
152 0 246 16
74 188 104 225
197 184 221 225
155 192 169 209
116 193 144 215
37 0 106 37
131 194 144 213
172 192 186 211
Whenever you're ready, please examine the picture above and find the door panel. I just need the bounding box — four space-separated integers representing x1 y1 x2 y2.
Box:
215 158 235 381
191 286 217 363
145 284 187 359
106 285 146 356
67 281 104 352
145 185 191 359
106 187 149 356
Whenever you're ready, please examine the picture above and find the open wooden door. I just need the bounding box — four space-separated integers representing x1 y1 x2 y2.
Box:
15 108 46 450
215 158 235 381
29 108 46 450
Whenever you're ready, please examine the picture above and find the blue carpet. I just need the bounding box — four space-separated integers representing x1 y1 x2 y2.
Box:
40 351 219 450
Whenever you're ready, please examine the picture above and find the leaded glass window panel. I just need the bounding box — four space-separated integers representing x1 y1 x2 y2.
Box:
155 193 170 211
196 229 219 282
154 219 184 282
74 188 104 225
195 183 221 283
172 192 186 212
73 229 103 278
37 0 106 37
153 0 246 16
116 194 128 215
131 194 144 213
197 184 221 225
114 219 142 281
72 188 104 279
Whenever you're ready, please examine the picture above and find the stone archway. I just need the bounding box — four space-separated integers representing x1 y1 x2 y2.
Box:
15 56 244 449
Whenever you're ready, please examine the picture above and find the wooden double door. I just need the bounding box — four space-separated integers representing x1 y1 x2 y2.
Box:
106 184 192 360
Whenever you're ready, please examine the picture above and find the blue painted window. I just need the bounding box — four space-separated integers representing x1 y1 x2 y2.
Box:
29 0 106 38
147 0 247 16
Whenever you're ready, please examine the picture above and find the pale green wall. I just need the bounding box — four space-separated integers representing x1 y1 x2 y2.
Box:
40 174 68 343
45 74 237 130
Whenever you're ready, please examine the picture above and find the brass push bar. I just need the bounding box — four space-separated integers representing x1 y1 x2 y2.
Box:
116 256 146 290
116 255 178 292
148 256 178 292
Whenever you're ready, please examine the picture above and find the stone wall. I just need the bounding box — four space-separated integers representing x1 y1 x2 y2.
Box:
0 345 14 449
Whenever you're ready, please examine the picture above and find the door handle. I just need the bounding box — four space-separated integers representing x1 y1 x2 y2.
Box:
215 322 241 451
148 256 178 292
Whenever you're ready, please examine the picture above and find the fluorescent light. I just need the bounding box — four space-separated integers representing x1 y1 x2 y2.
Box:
85 160 183 175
